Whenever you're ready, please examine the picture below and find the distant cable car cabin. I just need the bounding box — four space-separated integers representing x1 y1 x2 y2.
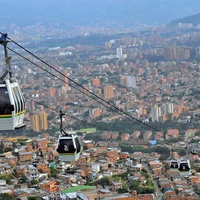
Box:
56 111 81 162
170 149 179 172
178 159 191 176
169 148 191 176
170 159 179 172
0 33 25 130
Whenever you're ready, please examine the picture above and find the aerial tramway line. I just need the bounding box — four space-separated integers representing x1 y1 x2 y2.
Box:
0 32 194 165
0 33 82 162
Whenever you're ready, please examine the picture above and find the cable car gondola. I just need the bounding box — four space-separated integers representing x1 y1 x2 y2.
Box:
170 158 179 172
57 131 81 162
178 159 191 176
56 111 81 162
169 149 179 172
0 33 25 130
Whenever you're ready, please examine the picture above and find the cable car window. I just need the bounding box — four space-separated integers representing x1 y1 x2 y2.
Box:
57 138 75 153
20 89 25 111
171 162 178 168
75 137 81 153
179 163 190 171
14 86 21 112
11 86 20 113
0 87 12 114
19 86 25 111
10 86 17 113
15 86 23 112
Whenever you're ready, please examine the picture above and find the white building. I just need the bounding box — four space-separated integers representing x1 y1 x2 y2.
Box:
151 105 161 122
127 75 136 88
163 102 174 114
116 46 123 58
27 165 39 181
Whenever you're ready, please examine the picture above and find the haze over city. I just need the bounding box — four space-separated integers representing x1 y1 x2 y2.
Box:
0 1 200 200
1 0 200 28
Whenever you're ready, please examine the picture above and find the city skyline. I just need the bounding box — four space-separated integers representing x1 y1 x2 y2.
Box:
1 0 200 30
0 2 200 199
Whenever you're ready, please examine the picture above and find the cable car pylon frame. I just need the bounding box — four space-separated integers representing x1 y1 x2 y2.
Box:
0 33 12 81
59 110 70 136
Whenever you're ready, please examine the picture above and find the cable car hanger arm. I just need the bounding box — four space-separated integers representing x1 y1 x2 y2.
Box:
59 110 70 136
0 33 12 81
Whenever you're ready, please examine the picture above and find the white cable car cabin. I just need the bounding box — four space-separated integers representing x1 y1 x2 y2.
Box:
0 79 25 130
170 159 179 172
57 131 81 162
0 33 25 130
178 159 191 176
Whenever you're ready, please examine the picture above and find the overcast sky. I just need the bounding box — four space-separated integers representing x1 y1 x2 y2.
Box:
1 0 200 27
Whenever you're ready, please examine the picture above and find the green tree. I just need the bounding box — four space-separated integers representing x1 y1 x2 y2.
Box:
167 138 179 143
178 148 187 156
50 166 60 178
129 180 139 191
118 187 129 193
98 177 110 187
141 170 151 179
28 197 39 200
29 179 38 187
91 177 111 187
0 193 13 200
0 174 12 184
115 172 129 180
19 175 28 183
146 180 154 187
142 186 155 194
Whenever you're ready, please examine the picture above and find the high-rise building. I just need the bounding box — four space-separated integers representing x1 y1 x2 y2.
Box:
30 114 40 132
116 46 123 58
163 47 177 61
177 48 190 60
144 67 151 79
120 75 127 86
151 105 161 122
105 41 112 48
30 111 48 132
164 47 190 61
39 111 48 131
26 100 35 112
63 70 70 91
104 85 114 100
120 75 136 88
152 68 158 76
127 76 136 88
164 103 174 115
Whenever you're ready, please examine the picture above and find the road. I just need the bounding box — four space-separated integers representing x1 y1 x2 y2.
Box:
143 163 163 200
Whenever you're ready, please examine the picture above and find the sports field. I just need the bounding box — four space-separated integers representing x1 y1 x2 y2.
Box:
77 128 96 133
61 185 95 193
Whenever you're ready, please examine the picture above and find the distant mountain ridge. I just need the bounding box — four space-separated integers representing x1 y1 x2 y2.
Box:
1 0 200 28
171 13 200 25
